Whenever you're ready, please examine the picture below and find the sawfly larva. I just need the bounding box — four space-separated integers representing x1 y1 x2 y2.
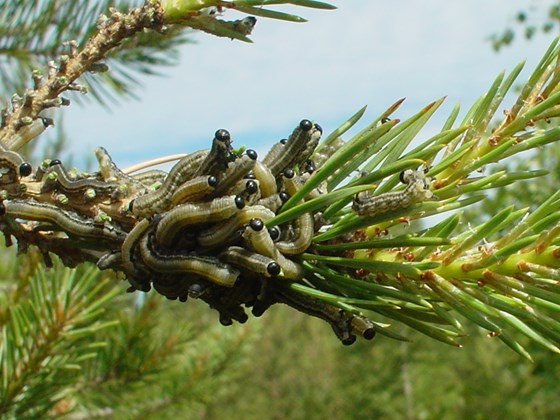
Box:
170 175 217 205
352 169 434 216
274 212 314 255
194 129 233 177
219 246 281 277
262 119 322 176
155 195 245 248
130 149 208 217
212 149 257 195
1 199 125 242
139 232 240 287
196 204 275 248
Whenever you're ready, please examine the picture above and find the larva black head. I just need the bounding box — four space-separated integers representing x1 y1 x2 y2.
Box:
238 313 249 324
266 262 281 276
249 217 264 231
215 129 230 142
279 192 290 202
280 138 288 145
234 195 246 209
246 149 258 160
268 226 280 241
313 123 323 134
19 162 32 177
303 159 316 174
49 159 62 167
341 334 357 346
219 314 233 326
362 327 376 340
208 175 218 187
381 117 391 124
299 119 313 131
245 180 258 194
283 168 295 179
0 202 5 216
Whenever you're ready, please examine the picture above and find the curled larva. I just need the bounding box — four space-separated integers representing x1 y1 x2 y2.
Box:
121 218 150 274
131 149 208 217
139 231 240 287
274 212 314 255
352 169 434 216
242 218 304 280
252 160 277 197
170 175 217 205
0 199 126 242
196 204 275 248
156 195 245 248
219 246 281 278
262 119 322 176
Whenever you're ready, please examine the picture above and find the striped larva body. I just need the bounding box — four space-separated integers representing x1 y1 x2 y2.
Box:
352 169 434 216
219 246 281 278
0 199 126 242
196 204 275 248
155 195 245 248
42 161 119 198
139 232 240 287
131 169 168 186
252 160 277 197
274 289 357 345
274 212 314 255
242 218 304 280
170 175 217 205
312 137 345 169
5 117 53 150
131 150 208 217
194 129 233 177
262 119 322 176
212 149 257 196
119 218 152 291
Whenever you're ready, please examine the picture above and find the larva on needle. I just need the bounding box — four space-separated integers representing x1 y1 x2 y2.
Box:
352 169 434 216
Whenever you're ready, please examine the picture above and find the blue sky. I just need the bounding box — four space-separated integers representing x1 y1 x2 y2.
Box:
61 0 556 170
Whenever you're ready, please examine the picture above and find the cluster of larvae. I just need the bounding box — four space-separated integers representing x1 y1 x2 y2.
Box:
0 118 433 345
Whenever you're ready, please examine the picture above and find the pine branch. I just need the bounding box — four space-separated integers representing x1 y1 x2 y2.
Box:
2 0 560 360
0 0 191 104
